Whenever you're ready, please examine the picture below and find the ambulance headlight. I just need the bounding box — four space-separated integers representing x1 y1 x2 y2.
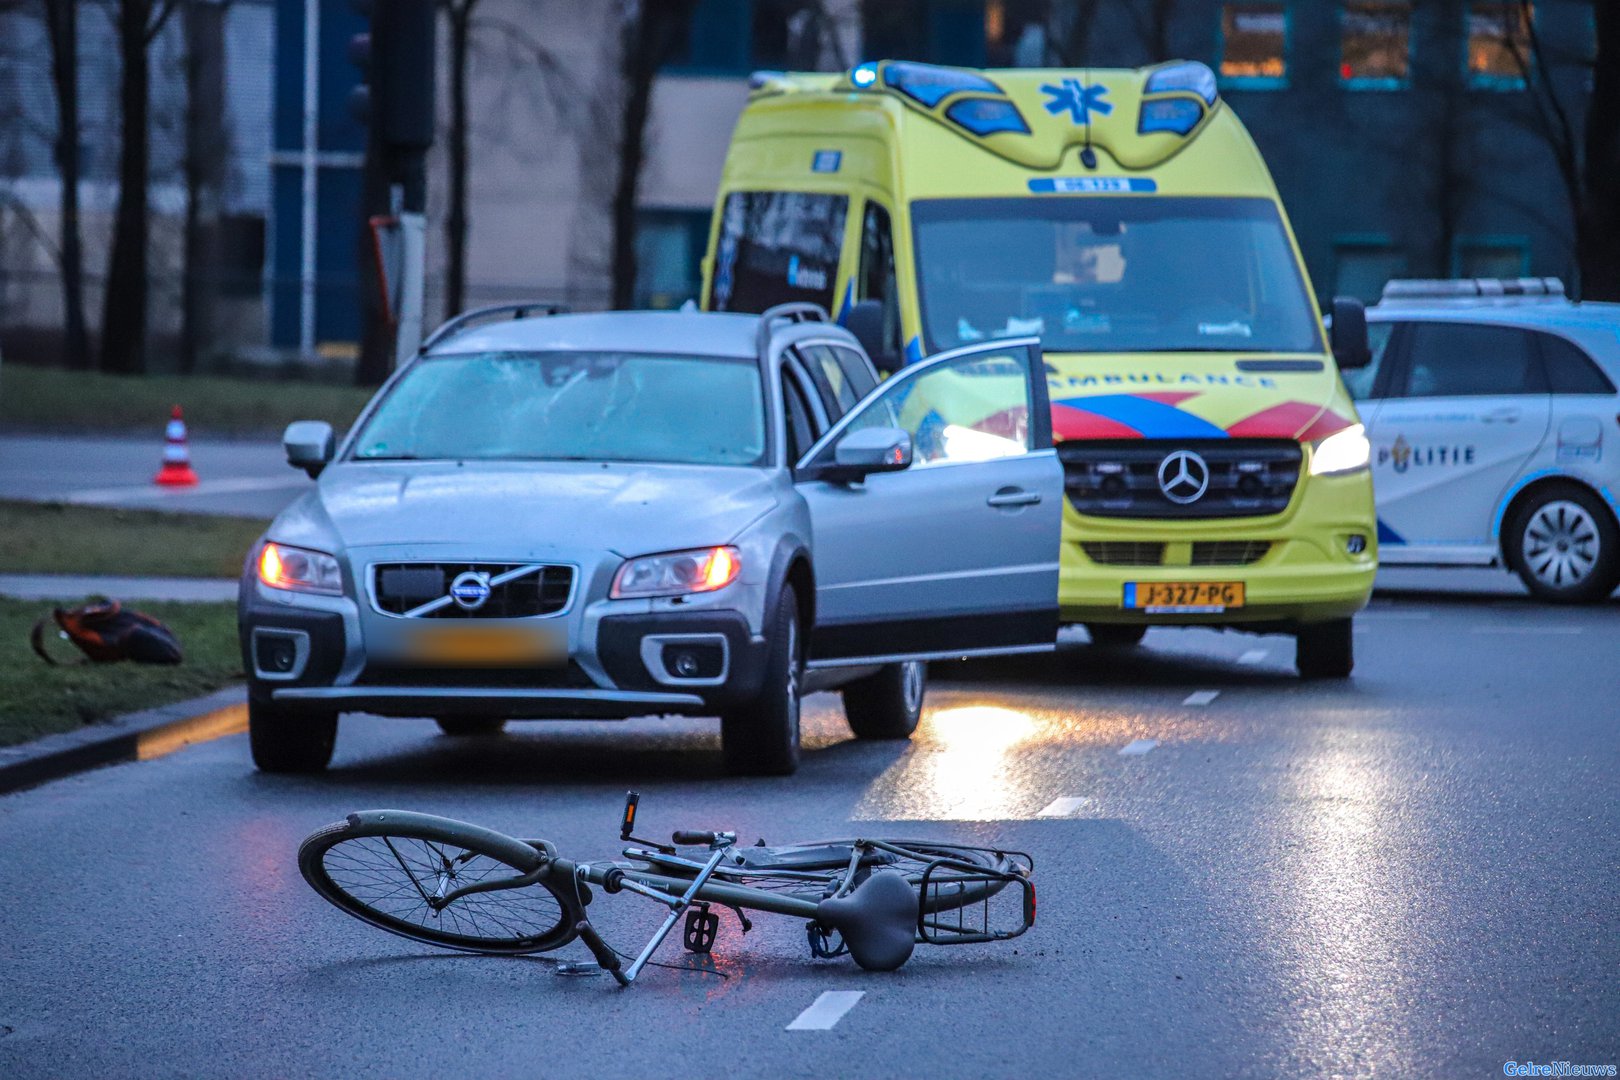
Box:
1144 61 1218 105
1309 424 1370 477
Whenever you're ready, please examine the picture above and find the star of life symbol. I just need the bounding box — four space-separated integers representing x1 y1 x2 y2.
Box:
1041 79 1112 124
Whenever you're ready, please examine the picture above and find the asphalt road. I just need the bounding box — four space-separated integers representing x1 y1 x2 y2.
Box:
2 569 1614 1078
0 434 304 517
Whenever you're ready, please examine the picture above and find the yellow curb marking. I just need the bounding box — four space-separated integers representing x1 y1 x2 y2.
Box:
135 704 248 761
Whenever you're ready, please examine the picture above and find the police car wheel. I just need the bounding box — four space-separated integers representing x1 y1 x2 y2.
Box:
721 585 801 776
249 700 337 773
435 716 507 737
1087 623 1148 647
1294 619 1353 680
1506 485 1620 604
842 661 926 740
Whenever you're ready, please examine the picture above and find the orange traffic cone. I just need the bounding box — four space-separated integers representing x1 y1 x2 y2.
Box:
153 404 199 487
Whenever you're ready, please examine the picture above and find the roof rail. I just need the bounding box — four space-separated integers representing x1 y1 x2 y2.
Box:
754 302 829 356
1381 278 1566 303
421 301 571 351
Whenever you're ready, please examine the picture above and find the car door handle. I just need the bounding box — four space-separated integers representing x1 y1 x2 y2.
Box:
987 488 1042 508
1483 407 1521 423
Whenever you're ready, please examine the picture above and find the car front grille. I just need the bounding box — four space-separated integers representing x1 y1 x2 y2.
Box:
1080 541 1166 566
371 563 574 619
1058 439 1301 519
1190 540 1272 566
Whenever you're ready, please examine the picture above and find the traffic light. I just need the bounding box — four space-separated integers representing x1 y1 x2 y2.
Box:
348 0 436 151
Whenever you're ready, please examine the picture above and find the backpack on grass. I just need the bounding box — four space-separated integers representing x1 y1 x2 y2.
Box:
29 601 184 666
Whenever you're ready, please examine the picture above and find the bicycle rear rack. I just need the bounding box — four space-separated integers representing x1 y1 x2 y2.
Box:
915 859 1035 946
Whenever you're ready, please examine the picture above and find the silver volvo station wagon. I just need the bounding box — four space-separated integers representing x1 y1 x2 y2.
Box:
240 304 1062 775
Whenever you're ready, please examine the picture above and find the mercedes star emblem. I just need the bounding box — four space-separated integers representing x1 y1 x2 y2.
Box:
1157 449 1210 505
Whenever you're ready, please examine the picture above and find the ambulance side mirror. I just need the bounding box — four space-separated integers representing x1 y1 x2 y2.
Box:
1330 297 1372 371
847 299 901 374
284 420 334 479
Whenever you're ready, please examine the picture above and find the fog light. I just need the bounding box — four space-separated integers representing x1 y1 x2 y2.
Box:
672 652 700 678
253 629 308 679
1346 534 1367 555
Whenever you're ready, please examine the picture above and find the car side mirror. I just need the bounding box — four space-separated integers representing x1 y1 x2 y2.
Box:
283 420 334 479
846 299 901 375
1330 296 1372 370
819 426 912 483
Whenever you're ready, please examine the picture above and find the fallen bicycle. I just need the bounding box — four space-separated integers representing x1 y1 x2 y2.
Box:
298 792 1035 985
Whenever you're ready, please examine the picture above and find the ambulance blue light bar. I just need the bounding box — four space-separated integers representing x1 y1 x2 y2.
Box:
1143 61 1218 105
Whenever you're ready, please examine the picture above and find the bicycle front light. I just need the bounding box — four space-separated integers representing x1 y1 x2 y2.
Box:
258 542 343 595
611 546 741 599
1309 423 1370 477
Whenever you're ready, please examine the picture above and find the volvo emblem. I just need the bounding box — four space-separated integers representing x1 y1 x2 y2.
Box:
449 571 492 610
1157 450 1210 504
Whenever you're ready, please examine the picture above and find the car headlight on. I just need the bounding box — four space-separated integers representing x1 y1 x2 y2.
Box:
611 546 741 599
258 542 343 595
1309 423 1370 477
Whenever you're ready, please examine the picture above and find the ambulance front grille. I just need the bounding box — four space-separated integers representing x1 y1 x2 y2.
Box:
1058 440 1301 519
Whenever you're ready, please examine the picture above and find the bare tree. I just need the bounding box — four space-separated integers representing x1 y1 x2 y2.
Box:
100 0 180 374
1586 1 1620 299
440 0 481 318
179 0 228 373
609 0 700 310
37 0 93 368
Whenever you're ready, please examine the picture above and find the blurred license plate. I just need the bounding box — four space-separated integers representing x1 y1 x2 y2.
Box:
1124 581 1245 613
403 625 563 666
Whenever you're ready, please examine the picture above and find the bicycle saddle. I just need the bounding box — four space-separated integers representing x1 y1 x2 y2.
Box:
814 870 918 972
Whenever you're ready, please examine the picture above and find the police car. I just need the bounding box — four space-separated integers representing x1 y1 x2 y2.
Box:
1352 278 1620 602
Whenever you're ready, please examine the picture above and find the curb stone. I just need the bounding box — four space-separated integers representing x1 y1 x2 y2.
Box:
0 684 248 795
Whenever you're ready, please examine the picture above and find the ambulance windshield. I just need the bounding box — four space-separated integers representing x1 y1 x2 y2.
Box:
913 196 1323 355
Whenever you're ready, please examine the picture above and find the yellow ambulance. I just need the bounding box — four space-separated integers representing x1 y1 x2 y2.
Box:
700 60 1378 677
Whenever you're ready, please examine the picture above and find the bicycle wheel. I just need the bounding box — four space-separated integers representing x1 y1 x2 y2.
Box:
299 814 577 955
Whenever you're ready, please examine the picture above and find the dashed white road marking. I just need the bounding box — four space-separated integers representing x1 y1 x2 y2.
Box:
1238 649 1268 665
1036 796 1091 818
1183 690 1220 706
1118 739 1158 756
787 991 865 1031
1470 626 1583 635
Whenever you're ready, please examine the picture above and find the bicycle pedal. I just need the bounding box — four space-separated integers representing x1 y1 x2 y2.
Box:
683 908 720 954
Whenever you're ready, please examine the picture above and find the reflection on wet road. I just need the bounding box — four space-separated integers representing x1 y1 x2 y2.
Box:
1 572 1616 1078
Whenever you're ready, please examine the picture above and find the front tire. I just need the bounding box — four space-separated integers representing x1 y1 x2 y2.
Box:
1295 619 1354 679
436 716 507 737
1086 623 1147 647
1505 485 1620 603
721 584 802 776
842 661 926 740
249 699 337 773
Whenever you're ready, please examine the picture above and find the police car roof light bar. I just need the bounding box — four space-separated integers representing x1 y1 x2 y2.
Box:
421 300 572 352
1381 278 1565 303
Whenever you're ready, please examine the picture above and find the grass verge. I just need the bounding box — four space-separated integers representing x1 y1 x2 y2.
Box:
0 501 268 578
0 364 372 435
0 598 242 748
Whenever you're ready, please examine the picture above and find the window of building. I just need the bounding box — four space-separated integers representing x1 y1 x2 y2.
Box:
1332 238 1407 303
862 0 990 68
1219 4 1289 88
1467 2 1532 88
634 210 710 310
1453 235 1531 278
1340 3 1410 87
670 0 825 75
710 190 849 314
